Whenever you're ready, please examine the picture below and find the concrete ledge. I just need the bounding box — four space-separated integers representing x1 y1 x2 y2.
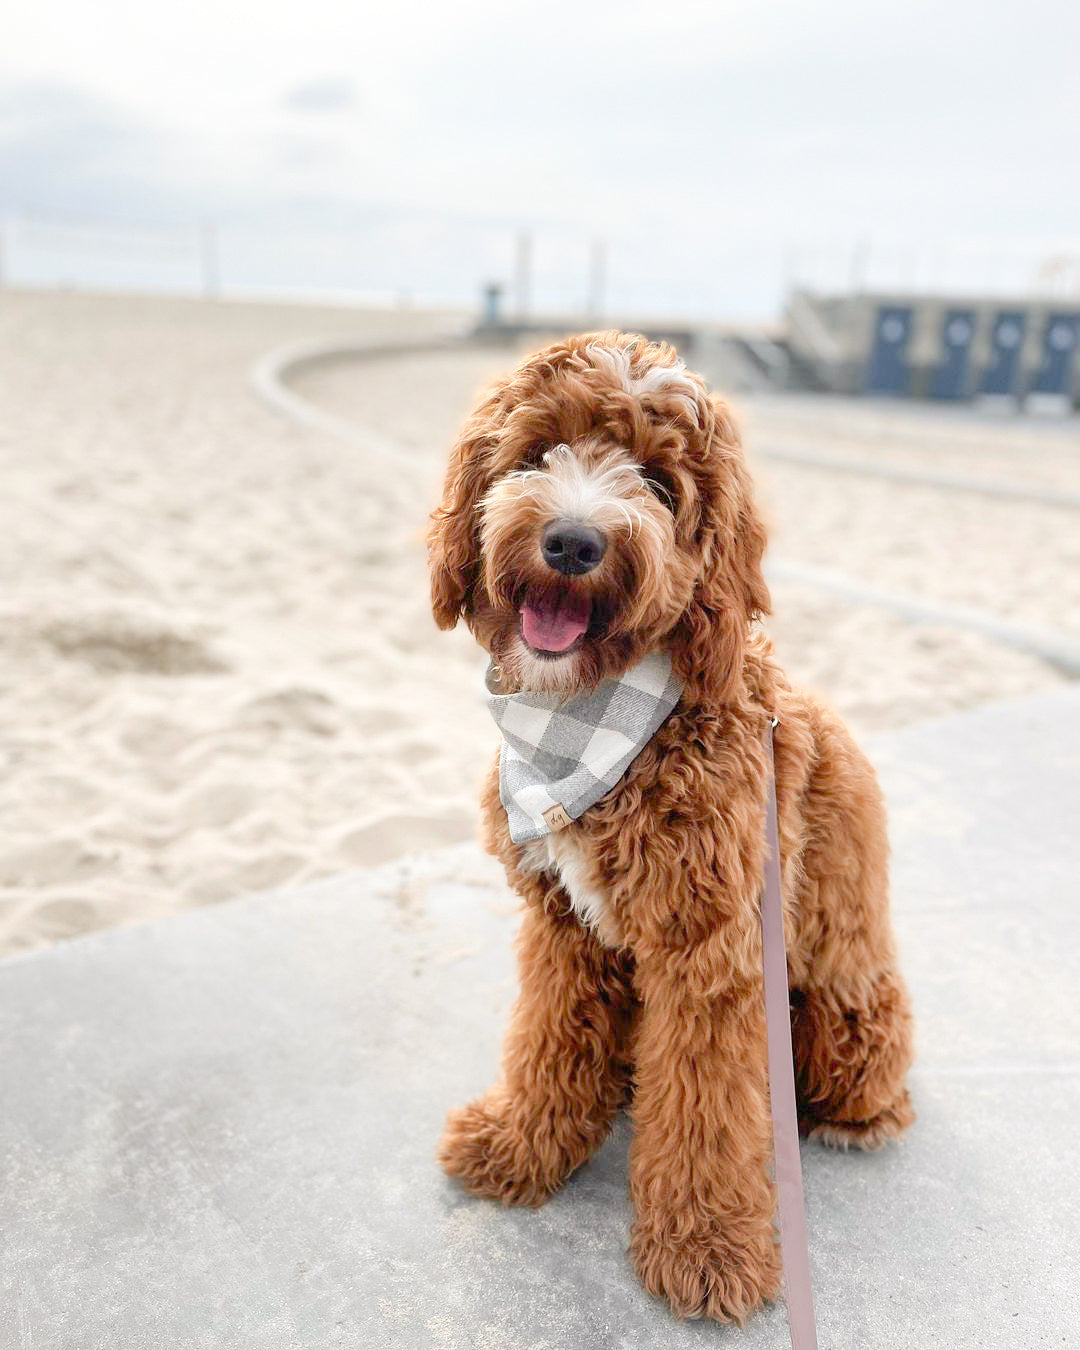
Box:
766 558 1080 677
249 332 470 450
3 687 1079 1348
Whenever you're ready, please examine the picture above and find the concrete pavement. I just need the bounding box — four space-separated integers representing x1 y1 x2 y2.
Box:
3 686 1078 1348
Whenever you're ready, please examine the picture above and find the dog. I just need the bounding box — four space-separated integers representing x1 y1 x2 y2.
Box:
427 330 914 1322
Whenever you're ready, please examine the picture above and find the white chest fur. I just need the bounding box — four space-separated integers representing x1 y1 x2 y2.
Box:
519 832 615 943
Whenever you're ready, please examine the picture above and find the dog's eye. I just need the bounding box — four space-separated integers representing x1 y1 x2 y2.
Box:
518 445 547 470
644 468 678 511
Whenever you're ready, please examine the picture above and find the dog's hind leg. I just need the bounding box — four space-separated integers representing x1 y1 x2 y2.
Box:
791 972 914 1149
438 901 636 1205
790 730 915 1149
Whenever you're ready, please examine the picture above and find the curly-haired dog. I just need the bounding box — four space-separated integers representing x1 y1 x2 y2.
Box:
428 331 914 1322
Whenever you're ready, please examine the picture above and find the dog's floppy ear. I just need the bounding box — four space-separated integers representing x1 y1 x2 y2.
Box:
669 394 770 701
427 407 498 630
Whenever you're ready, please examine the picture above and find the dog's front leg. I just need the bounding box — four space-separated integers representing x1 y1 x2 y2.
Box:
438 901 635 1206
627 939 781 1321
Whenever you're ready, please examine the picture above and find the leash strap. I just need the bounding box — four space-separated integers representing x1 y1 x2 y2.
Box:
762 721 818 1349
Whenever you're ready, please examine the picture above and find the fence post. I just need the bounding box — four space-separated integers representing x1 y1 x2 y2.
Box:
514 230 531 323
586 239 605 326
200 221 220 299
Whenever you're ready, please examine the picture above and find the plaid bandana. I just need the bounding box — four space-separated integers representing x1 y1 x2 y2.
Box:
485 650 684 843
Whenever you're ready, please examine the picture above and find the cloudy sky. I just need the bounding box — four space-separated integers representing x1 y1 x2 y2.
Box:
2 0 1078 317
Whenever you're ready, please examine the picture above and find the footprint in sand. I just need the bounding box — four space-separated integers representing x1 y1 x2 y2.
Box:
0 838 112 887
185 850 308 904
353 705 409 737
13 772 108 817
180 779 261 829
28 896 102 943
238 687 342 737
390 734 445 768
40 609 227 676
336 809 476 868
117 714 200 759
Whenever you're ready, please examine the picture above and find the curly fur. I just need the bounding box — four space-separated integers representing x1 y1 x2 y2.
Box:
428 331 914 1323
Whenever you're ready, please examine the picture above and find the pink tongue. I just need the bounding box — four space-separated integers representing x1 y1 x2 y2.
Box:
521 594 591 653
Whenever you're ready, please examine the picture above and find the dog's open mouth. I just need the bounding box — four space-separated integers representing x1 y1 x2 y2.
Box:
520 590 592 656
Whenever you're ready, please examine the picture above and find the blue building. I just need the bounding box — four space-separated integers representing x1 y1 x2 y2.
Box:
784 289 1080 409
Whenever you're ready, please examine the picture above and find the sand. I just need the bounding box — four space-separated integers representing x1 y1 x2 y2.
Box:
0 291 1075 955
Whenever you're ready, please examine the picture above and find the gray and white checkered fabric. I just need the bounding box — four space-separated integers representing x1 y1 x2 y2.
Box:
485 650 684 843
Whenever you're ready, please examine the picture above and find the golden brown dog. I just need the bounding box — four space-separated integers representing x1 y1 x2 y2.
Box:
428 330 914 1322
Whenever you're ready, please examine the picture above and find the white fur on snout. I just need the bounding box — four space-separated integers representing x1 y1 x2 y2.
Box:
504 443 648 537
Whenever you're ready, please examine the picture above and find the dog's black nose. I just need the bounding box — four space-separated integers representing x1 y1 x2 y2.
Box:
541 520 607 576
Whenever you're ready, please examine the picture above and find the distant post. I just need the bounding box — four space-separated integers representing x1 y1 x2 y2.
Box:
849 237 870 293
514 230 531 322
586 239 606 325
781 244 797 295
200 221 220 299
481 282 503 329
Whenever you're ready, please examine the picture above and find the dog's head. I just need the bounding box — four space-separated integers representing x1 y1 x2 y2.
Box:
428 331 769 700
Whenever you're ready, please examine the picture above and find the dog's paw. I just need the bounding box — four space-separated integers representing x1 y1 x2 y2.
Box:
437 1097 559 1206
630 1222 781 1322
807 1090 915 1151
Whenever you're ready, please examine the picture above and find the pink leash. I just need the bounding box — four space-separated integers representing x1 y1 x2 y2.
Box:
762 720 818 1349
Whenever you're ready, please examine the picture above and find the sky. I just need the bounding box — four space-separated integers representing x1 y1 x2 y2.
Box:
2 0 1079 319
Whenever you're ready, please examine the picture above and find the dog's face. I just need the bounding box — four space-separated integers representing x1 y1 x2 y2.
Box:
428 331 769 700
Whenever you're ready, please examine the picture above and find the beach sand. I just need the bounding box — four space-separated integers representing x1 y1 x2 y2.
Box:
1 291 1075 955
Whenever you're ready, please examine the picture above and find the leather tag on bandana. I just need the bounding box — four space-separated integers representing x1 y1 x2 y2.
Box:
543 803 573 832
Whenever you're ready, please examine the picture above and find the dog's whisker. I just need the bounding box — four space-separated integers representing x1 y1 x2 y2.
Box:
612 500 638 539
